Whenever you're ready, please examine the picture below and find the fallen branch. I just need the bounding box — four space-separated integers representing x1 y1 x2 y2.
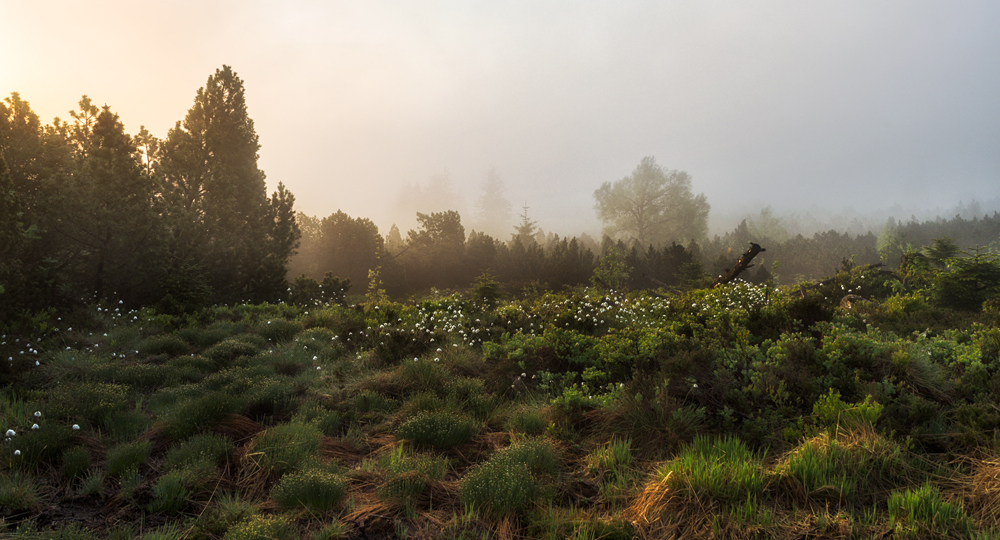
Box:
712 243 765 288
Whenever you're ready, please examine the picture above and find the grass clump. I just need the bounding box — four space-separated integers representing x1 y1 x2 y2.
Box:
223 514 296 540
76 468 105 496
377 444 448 508
0 470 42 510
777 427 910 505
62 445 92 480
506 407 548 436
147 471 190 514
396 411 477 449
888 483 972 538
244 421 323 479
105 440 151 477
460 437 560 517
293 402 342 436
271 468 346 512
46 382 129 427
139 334 190 356
256 319 303 343
164 432 233 471
164 390 243 439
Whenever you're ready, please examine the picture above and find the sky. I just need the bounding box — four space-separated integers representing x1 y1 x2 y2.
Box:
3 0 999 238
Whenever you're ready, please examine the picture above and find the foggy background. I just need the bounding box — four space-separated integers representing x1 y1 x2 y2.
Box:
4 0 999 237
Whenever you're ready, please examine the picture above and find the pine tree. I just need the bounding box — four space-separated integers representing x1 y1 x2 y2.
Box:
160 65 291 302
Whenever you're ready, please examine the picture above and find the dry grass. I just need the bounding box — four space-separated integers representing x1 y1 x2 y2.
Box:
955 454 1000 528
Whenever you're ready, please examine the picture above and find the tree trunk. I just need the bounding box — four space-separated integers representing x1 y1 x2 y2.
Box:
712 243 765 288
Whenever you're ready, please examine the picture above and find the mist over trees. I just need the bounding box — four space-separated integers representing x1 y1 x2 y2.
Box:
593 156 710 247
3 68 1000 320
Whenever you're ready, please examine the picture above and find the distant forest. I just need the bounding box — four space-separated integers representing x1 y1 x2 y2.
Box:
3 66 999 320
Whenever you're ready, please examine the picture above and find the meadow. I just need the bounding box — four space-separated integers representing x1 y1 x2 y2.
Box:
2 265 1000 539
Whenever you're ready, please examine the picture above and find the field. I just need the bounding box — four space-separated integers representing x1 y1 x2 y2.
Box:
2 266 1000 539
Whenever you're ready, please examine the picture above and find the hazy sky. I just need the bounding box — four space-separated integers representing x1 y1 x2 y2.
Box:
4 0 999 237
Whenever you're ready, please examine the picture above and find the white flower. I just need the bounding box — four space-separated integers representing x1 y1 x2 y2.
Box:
31 424 39 430
692 384 699 389
5 429 14 437
14 450 20 456
34 411 41 417
72 424 80 430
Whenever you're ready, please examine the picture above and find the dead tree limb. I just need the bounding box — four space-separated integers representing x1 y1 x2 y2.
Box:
712 243 765 288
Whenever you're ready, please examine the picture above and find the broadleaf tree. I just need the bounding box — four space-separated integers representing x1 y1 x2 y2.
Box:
593 156 710 247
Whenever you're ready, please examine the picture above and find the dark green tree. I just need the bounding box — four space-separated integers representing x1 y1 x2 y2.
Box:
49 101 165 303
315 210 383 288
159 65 294 302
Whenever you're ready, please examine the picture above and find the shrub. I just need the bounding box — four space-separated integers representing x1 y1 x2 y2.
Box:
271 468 346 512
106 440 151 478
395 411 476 449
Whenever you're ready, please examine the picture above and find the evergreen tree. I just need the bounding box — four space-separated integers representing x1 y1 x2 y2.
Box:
159 65 292 302
473 167 514 238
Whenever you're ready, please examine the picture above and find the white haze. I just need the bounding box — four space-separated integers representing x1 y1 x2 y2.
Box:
3 0 999 239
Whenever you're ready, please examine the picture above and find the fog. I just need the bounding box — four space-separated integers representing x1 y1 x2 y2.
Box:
4 0 999 238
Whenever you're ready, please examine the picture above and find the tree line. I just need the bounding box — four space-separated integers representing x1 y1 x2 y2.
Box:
0 66 299 320
4 66 998 318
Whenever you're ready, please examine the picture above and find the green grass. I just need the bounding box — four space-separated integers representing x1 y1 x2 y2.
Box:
888 483 972 538
0 470 42 510
460 437 560 517
244 421 323 479
6 275 1000 538
658 434 768 504
395 410 477 449
105 440 151 477
271 468 346 512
